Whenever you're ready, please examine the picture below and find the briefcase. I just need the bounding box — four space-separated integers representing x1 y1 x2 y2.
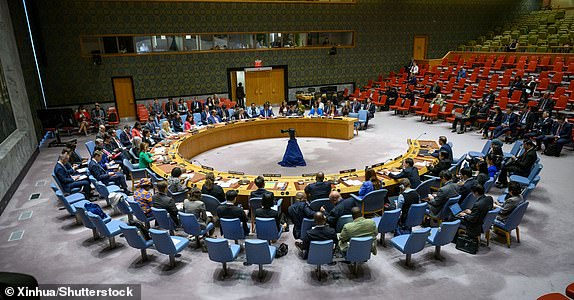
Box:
455 235 478 254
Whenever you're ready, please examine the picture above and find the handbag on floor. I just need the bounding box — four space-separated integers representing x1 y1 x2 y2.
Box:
275 243 289 258
455 234 478 254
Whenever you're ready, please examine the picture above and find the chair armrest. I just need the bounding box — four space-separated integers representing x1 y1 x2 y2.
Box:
350 194 362 202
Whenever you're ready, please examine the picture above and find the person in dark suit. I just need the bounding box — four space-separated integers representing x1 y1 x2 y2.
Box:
543 115 573 156
537 93 555 115
172 112 183 132
288 192 315 239
396 178 420 228
259 104 274 119
481 107 503 139
216 190 249 235
236 83 246 108
89 151 130 194
152 181 180 226
55 154 92 199
515 106 539 138
325 191 357 228
431 136 453 162
423 170 459 217
191 97 203 113
456 167 476 204
351 98 362 113
233 108 249 120
304 172 332 201
90 103 106 126
119 125 133 148
207 110 222 124
425 82 441 100
427 151 452 177
150 99 163 118
295 211 338 259
482 89 496 106
199 105 210 124
201 172 225 203
247 103 259 118
452 100 478 134
496 139 537 187
217 104 229 121
255 192 283 231
250 175 269 199
525 111 554 150
492 108 519 139
363 98 377 127
164 98 177 117
388 158 421 188
456 184 493 238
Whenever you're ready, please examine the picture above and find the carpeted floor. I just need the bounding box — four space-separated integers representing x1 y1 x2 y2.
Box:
0 111 573 300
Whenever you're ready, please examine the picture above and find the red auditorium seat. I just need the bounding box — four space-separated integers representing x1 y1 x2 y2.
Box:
537 293 569 300
413 102 429 115
423 104 441 123
566 282 574 299
438 103 454 120
396 99 412 116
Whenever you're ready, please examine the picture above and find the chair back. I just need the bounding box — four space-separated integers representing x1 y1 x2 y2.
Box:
127 200 154 222
438 195 461 220
482 207 501 233
403 227 431 254
460 193 477 210
358 110 368 122
300 218 314 240
255 217 280 241
193 113 202 126
245 239 275 265
415 178 439 199
220 218 245 240
86 211 111 236
201 194 221 214
167 189 187 203
115 129 123 140
151 207 176 231
123 158 136 172
149 229 176 254
527 164 543 182
50 183 59 194
404 202 428 228
205 238 235 262
85 141 95 157
336 214 353 233
362 189 387 213
510 140 523 156
52 173 66 193
480 140 492 156
117 198 132 215
307 240 334 266
75 205 96 229
119 223 150 249
94 181 110 199
522 184 535 201
346 236 373 263
484 178 495 194
249 197 263 214
309 198 334 212
502 202 529 231
377 208 401 234
178 212 202 236
431 220 461 246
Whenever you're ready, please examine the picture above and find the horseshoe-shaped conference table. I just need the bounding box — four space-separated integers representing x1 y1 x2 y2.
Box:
149 117 439 208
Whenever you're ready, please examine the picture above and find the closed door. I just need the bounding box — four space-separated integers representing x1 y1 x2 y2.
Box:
245 71 260 104
413 35 428 60
269 68 285 103
244 69 285 105
112 77 136 118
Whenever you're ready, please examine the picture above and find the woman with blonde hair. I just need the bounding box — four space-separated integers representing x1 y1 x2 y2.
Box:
159 120 173 139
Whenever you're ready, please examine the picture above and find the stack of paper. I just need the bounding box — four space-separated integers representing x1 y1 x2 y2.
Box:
153 147 166 155
344 179 363 186
414 162 429 167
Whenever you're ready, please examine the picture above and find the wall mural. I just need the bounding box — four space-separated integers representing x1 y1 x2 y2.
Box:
0 58 17 144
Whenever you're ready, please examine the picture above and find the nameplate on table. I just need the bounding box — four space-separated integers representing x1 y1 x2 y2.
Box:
263 173 282 178
302 173 316 177
339 168 356 174
228 170 245 175
202 165 214 171
333 117 343 120
190 130 199 135
371 162 385 168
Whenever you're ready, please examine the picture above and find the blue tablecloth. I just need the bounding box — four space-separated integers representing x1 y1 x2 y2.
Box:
278 139 306 167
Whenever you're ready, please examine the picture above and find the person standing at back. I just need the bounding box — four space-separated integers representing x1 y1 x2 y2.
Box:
304 172 332 201
236 82 246 108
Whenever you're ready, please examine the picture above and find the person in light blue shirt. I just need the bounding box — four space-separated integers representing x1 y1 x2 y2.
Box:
308 103 323 117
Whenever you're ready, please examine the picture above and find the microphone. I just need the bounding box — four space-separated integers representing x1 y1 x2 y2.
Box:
191 159 204 167
414 132 427 141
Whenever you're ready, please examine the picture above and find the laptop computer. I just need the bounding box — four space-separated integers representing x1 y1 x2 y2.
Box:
449 203 463 216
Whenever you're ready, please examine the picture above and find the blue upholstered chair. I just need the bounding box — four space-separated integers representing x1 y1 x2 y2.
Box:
127 200 154 228
345 236 374 275
201 194 221 215
426 195 461 224
484 178 495 194
307 240 334 281
460 193 477 211
255 217 283 244
86 211 124 249
220 218 246 244
248 197 262 232
119 223 154 262
52 173 81 195
351 189 387 216
149 228 189 267
55 190 91 218
193 113 203 126
480 207 500 246
415 178 440 199
427 220 461 259
373 208 401 246
300 218 314 241
167 188 187 203
493 202 529 248
205 238 241 277
115 129 123 140
336 215 353 233
245 239 277 281
76 205 111 240
468 140 492 158
309 198 334 212
390 227 431 267
92 180 121 206
510 164 543 187
51 183 84 204
151 207 177 235
357 109 368 128
503 140 523 159
178 212 214 248
85 141 95 157
116 197 133 222
403 202 428 230
122 159 147 189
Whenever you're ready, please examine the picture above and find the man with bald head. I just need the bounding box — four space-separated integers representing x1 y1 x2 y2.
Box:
304 172 332 201
338 207 377 255
325 191 358 228
287 192 315 239
295 211 337 259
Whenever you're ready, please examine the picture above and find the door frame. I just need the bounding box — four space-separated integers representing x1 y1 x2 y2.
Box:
111 76 137 119
413 35 429 60
226 65 288 104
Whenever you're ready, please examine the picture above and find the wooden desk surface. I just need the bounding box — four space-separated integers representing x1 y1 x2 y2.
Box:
149 117 438 198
